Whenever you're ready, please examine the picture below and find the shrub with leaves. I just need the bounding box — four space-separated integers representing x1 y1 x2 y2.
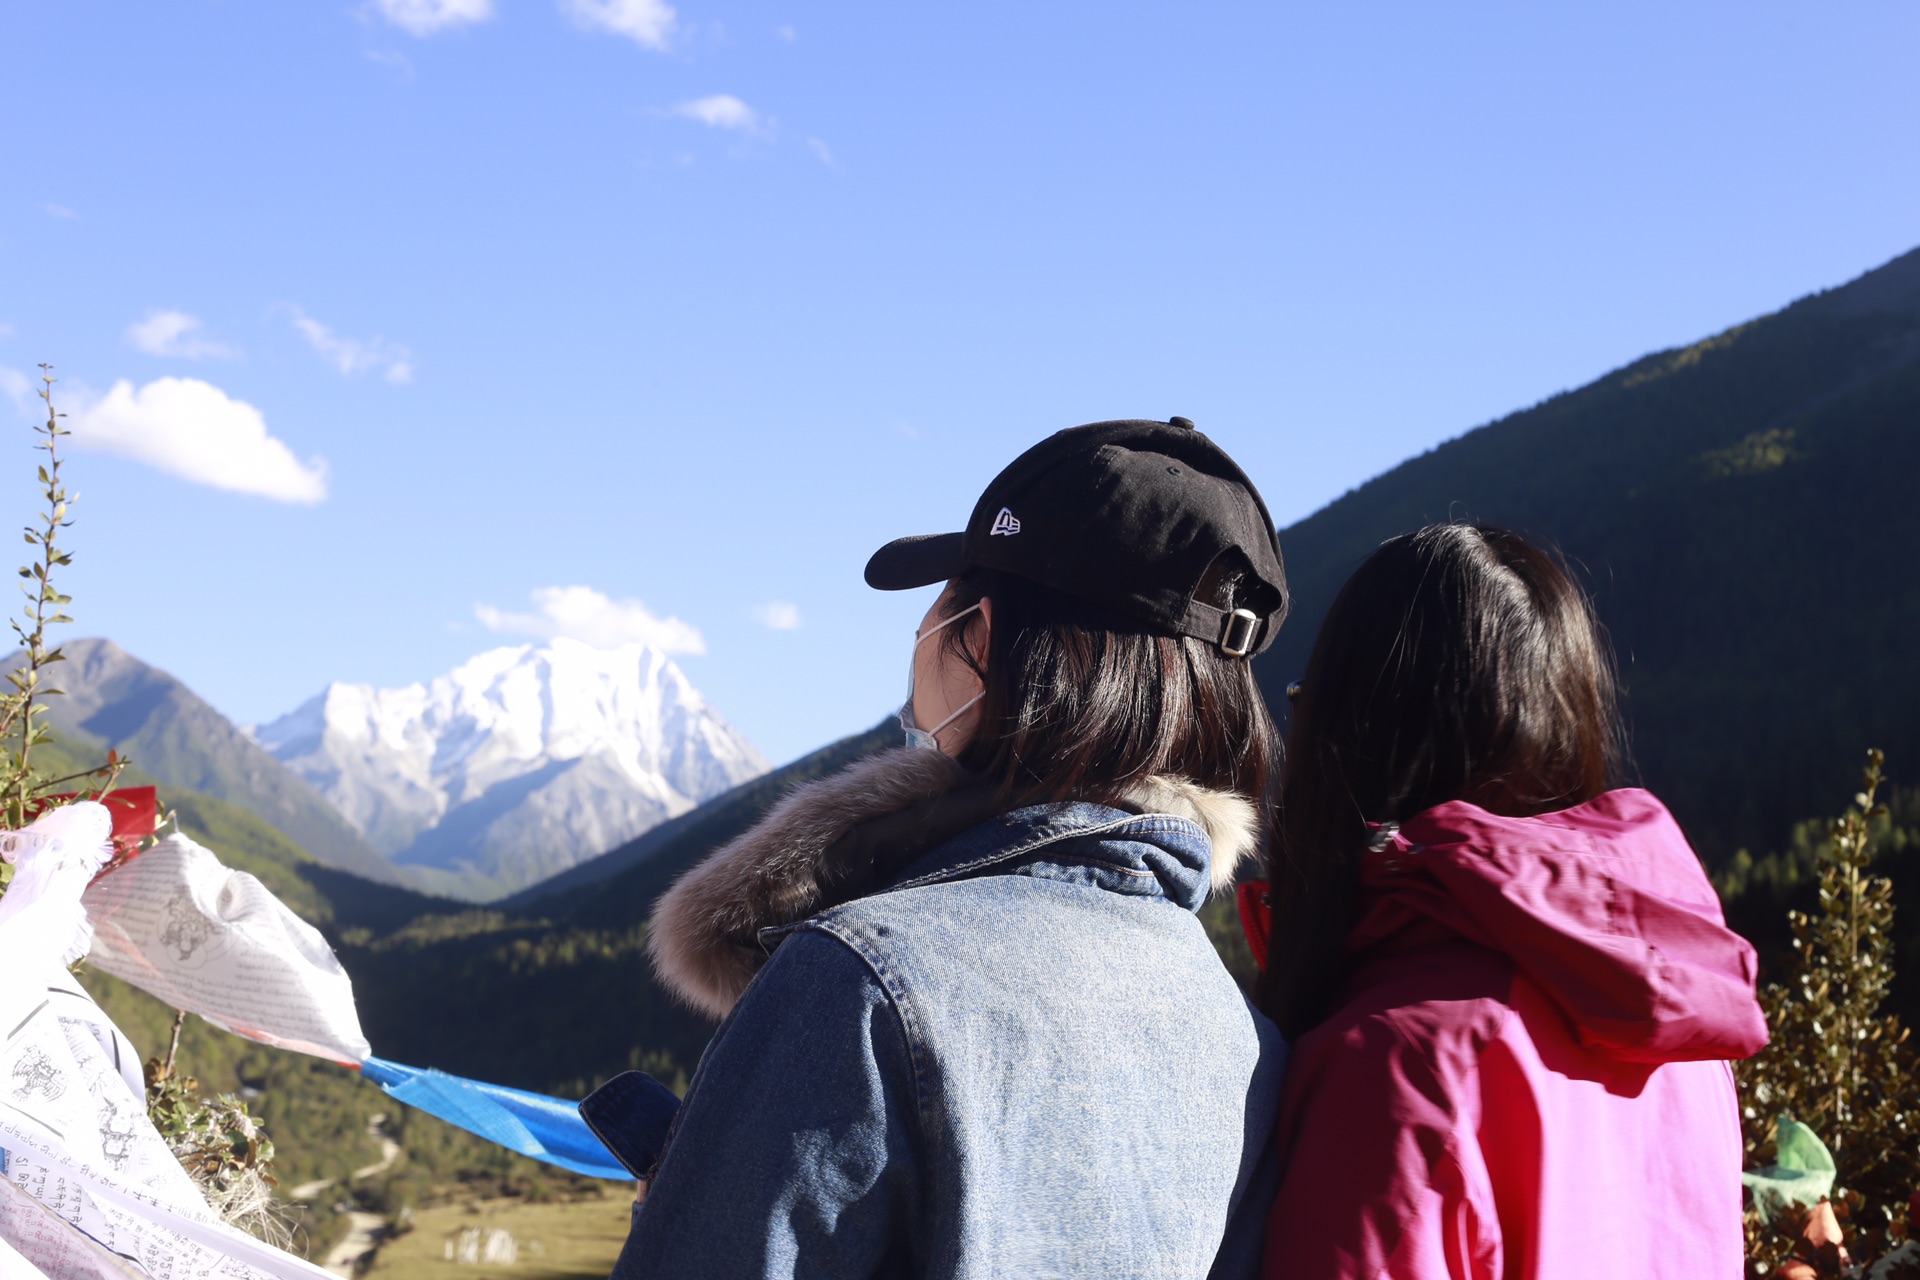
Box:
1738 749 1920 1273
146 1041 292 1249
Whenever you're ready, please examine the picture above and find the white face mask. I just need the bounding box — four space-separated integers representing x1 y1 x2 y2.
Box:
900 601 983 752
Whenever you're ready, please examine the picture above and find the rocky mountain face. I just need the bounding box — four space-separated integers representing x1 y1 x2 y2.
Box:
254 639 768 897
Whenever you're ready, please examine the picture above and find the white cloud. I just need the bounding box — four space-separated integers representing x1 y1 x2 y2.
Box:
280 306 414 384
0 367 34 417
365 49 416 79
673 94 761 133
752 601 803 631
128 309 239 360
776 23 797 42
372 0 493 36
560 0 676 50
806 136 836 167
67 377 328 504
476 585 705 654
42 203 76 220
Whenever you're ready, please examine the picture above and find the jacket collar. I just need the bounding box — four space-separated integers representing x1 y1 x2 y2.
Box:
648 747 1260 1019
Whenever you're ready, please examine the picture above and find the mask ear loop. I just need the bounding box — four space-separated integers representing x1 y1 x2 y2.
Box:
915 601 981 647
922 690 984 747
904 601 986 750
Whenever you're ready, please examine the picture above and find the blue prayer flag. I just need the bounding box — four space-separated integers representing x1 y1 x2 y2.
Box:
358 1056 630 1181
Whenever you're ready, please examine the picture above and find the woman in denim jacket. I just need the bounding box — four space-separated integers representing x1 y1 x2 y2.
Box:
601 419 1290 1279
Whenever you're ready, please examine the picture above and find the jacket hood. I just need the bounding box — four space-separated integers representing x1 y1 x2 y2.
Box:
1350 788 1767 1065
649 747 1261 1018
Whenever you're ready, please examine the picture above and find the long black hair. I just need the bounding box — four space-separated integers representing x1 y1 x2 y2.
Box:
1258 524 1626 1038
927 553 1285 822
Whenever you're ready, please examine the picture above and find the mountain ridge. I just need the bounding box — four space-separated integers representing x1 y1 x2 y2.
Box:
18 637 398 882
1251 244 1920 861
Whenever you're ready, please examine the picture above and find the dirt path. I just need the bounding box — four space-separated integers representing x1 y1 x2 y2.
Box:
291 1113 402 1203
351 1118 402 1182
288 1175 333 1202
293 1114 400 1277
323 1211 387 1277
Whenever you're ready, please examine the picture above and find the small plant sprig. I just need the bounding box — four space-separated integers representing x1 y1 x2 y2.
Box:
0 364 77 827
0 367 129 901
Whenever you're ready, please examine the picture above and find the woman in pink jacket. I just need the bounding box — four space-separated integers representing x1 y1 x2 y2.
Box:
1247 524 1769 1279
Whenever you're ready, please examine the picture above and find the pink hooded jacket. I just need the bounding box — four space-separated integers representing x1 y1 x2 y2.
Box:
1259 789 1769 1279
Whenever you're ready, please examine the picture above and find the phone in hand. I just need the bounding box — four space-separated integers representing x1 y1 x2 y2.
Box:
578 1070 683 1181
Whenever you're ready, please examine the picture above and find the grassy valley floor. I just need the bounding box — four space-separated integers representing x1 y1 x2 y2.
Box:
365 1194 637 1279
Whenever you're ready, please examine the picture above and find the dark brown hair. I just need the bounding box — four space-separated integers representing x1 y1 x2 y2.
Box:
930 555 1285 816
1258 524 1626 1038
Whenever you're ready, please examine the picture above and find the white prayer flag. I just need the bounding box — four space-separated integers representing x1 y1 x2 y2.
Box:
0 803 336 1280
0 1176 151 1279
80 834 371 1066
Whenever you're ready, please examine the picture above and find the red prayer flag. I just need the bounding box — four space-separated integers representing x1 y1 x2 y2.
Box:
32 785 159 865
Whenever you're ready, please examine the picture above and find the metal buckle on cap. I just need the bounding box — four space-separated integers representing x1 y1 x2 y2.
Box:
1220 608 1260 657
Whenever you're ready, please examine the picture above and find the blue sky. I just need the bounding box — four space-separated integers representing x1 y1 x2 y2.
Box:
3 0 1918 765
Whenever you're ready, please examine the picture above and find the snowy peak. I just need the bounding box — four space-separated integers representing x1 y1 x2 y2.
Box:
256 639 768 896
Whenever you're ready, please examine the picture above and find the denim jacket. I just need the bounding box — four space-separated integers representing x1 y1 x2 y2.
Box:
609 748 1286 1280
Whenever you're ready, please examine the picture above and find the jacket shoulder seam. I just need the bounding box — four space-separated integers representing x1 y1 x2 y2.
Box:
792 918 937 1153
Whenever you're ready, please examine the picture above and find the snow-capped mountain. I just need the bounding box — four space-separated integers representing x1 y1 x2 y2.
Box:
254 639 768 896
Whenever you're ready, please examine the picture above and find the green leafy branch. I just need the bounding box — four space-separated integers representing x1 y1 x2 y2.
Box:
0 367 127 901
0 364 77 821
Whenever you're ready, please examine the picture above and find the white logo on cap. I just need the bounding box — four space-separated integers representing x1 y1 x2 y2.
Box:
989 508 1021 537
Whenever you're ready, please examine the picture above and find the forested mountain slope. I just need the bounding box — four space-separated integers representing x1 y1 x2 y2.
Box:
1253 246 1920 863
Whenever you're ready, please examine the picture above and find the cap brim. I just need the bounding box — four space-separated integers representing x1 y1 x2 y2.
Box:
864 532 966 590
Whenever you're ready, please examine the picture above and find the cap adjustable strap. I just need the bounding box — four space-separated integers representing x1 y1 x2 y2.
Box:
1180 598 1266 657
1220 608 1261 657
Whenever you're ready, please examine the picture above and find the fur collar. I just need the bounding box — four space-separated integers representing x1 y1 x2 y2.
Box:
647 747 1260 1019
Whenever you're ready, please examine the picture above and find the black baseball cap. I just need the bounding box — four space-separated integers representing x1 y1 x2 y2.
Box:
865 418 1289 657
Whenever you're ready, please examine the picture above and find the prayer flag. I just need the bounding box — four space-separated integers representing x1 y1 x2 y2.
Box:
357 1057 630 1181
0 803 335 1280
81 833 371 1065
